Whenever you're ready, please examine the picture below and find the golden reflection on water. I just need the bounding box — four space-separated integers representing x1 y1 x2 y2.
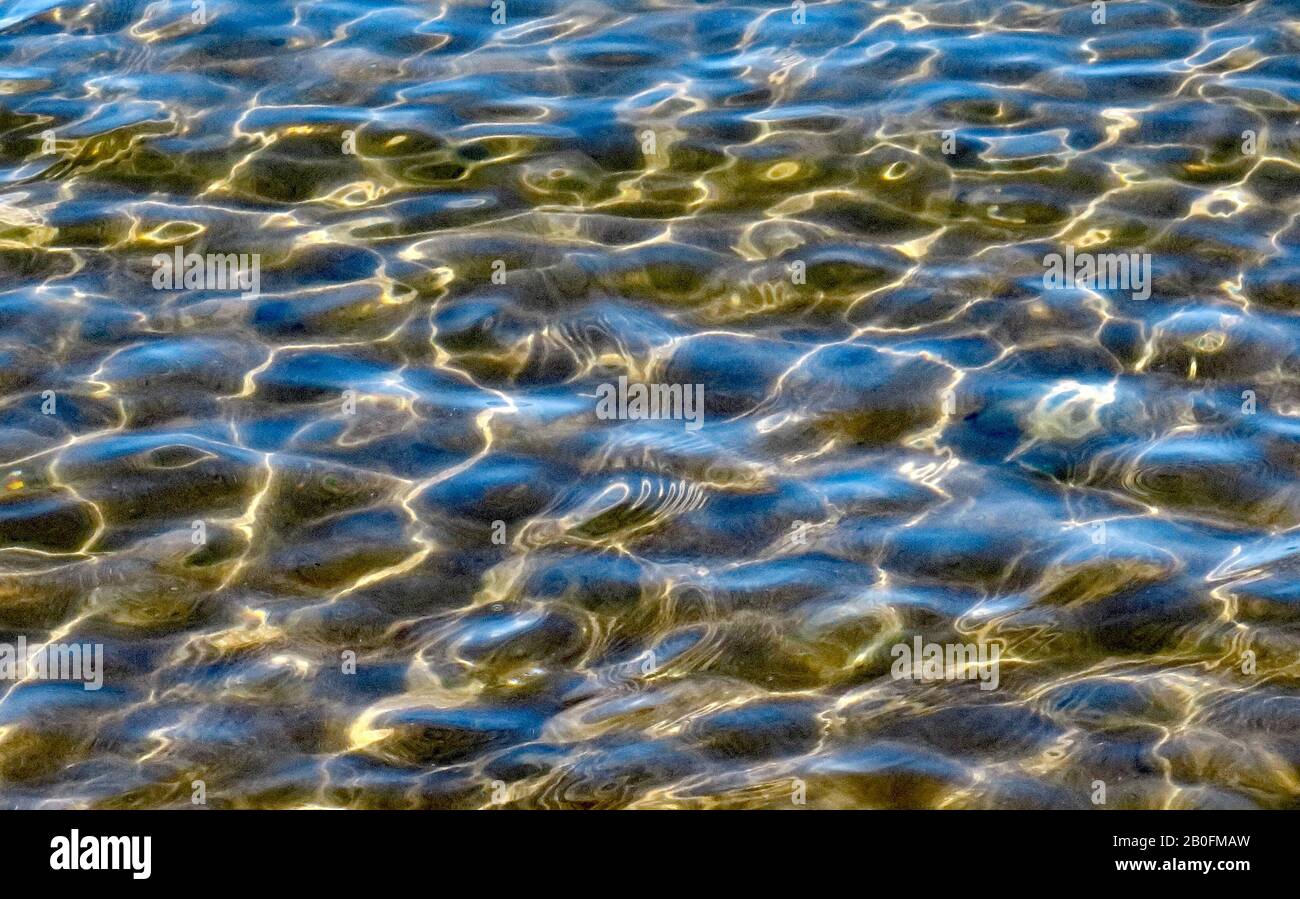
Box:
0 0 1297 808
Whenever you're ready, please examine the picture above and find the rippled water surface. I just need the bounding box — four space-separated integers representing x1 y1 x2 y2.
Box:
0 0 1298 809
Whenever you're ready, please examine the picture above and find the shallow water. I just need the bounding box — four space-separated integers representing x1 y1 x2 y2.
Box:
0 0 1298 809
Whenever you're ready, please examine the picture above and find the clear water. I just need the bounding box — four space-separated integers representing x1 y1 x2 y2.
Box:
0 0 1298 808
